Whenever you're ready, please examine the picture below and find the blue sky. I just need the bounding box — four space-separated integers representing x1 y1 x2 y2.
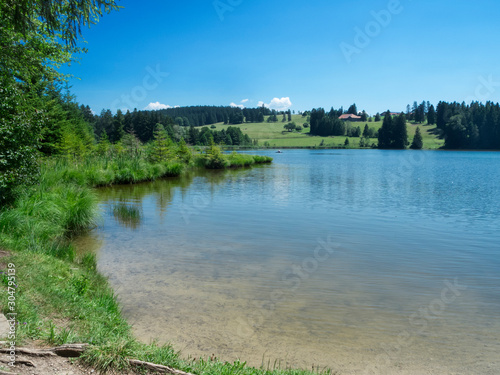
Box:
66 0 500 115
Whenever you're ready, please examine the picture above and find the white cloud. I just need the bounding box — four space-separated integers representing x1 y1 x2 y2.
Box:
241 99 249 103
230 102 245 109
258 97 293 111
144 101 172 110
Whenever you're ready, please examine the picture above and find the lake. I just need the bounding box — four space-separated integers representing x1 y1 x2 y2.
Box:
76 149 500 374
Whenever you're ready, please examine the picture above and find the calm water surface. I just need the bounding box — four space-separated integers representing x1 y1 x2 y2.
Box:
77 150 500 374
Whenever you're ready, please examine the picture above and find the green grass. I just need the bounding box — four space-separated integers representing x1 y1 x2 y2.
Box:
44 154 185 188
209 115 444 149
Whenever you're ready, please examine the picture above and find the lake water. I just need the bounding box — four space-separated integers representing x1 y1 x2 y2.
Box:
76 149 500 374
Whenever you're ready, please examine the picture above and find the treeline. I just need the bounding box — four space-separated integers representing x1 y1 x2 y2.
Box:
436 101 500 149
87 106 269 144
156 106 270 127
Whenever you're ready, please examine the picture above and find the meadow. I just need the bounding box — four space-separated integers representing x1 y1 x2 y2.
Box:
213 115 444 149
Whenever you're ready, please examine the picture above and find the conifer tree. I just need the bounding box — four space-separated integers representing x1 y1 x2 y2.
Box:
393 113 409 149
149 124 173 163
378 111 393 148
410 126 424 149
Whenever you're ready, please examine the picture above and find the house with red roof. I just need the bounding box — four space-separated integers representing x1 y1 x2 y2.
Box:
339 114 362 121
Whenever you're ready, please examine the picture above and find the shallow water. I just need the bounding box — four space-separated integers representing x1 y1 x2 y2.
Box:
77 150 500 374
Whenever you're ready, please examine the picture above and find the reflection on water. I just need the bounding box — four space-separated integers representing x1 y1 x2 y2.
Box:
77 150 500 374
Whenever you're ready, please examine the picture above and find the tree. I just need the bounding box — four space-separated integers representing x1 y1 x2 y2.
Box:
360 110 368 121
347 104 358 115
111 109 125 143
175 117 184 126
96 131 111 156
176 138 192 163
344 138 350 146
375 113 381 122
410 127 423 149
362 124 371 138
414 103 426 123
284 122 296 132
149 124 173 163
378 111 393 148
204 140 227 169
122 130 142 157
393 114 409 149
427 104 436 125
0 80 44 203
0 0 120 203
287 110 292 122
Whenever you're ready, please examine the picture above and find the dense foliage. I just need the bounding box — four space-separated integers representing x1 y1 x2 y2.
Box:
436 101 500 149
377 112 409 149
0 0 120 204
90 107 254 145
156 105 269 127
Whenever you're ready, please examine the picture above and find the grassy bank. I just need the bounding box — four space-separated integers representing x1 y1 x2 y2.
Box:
0 151 328 375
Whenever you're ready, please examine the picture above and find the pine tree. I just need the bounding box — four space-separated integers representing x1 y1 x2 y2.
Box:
393 114 409 149
410 126 424 149
149 124 173 163
176 137 192 163
378 111 393 148
111 109 125 143
363 124 370 138
427 105 436 125
97 131 111 156
360 110 368 121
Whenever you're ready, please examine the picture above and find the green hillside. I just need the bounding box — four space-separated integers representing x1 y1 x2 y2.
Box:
211 115 444 149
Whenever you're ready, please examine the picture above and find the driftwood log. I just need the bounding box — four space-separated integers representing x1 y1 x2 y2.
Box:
129 359 195 375
0 343 88 358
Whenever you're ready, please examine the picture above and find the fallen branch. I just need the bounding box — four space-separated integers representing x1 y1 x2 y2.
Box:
0 358 35 367
0 348 55 357
129 359 195 375
0 344 88 358
52 343 88 357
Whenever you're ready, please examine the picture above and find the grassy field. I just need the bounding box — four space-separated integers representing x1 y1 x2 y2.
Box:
211 115 444 149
